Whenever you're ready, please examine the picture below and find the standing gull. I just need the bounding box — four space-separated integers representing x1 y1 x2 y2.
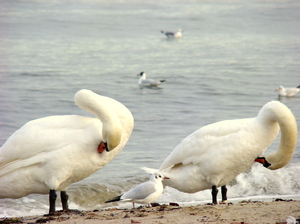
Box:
275 85 300 97
161 29 182 38
143 101 297 204
0 89 134 214
105 172 169 208
137 71 166 88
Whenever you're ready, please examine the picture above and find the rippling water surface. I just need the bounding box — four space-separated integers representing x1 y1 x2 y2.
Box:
0 0 300 217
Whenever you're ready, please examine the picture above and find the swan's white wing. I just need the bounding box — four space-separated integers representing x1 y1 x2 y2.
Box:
0 115 99 163
0 115 102 172
159 118 256 172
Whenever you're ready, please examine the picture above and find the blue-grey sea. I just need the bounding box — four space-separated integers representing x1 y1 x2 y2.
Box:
0 0 300 217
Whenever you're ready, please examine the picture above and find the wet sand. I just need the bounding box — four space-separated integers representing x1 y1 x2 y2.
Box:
1 199 299 224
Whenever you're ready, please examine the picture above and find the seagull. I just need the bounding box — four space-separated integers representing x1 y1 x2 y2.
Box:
286 216 297 224
105 172 169 208
161 29 182 38
137 72 166 88
0 89 134 214
275 85 300 97
143 101 297 204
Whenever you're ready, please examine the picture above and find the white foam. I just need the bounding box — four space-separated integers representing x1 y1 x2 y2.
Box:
1 162 300 217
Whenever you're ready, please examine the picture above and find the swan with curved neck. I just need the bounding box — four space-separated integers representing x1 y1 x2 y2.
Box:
146 101 297 204
0 89 134 214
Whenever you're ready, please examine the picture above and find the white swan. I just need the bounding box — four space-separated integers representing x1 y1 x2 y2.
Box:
0 89 134 214
137 72 166 88
144 101 297 204
105 172 168 208
275 85 300 97
160 29 182 38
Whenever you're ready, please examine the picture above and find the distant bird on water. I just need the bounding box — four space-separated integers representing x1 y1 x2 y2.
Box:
142 101 297 204
161 29 182 38
275 85 300 97
0 89 134 214
105 172 169 208
137 71 166 88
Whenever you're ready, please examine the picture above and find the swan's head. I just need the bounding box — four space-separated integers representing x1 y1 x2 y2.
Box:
259 101 298 170
102 120 122 152
74 89 125 152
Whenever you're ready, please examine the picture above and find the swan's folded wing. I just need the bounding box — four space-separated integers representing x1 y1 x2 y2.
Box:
0 115 94 164
0 152 45 176
159 119 252 171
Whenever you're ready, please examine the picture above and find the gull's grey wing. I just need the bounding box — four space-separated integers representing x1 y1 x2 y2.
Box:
141 79 161 86
122 181 156 200
165 32 175 37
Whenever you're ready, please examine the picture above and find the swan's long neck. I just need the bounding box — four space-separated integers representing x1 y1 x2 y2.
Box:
74 89 122 151
258 101 298 170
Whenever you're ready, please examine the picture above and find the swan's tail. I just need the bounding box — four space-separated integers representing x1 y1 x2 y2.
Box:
140 167 171 179
140 167 159 174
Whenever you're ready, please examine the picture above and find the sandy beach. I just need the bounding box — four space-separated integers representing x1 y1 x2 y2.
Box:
1 199 299 224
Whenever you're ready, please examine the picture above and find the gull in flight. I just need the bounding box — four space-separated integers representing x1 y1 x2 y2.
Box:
275 85 300 97
105 172 169 208
137 71 166 88
161 29 182 38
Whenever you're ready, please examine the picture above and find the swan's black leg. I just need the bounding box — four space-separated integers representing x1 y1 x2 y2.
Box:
221 185 227 202
211 185 218 204
61 191 69 211
49 189 57 214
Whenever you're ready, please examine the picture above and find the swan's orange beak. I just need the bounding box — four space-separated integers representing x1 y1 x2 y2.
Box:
255 157 271 168
97 142 107 153
254 157 265 164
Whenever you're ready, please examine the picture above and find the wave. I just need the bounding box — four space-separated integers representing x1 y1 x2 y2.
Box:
1 162 299 217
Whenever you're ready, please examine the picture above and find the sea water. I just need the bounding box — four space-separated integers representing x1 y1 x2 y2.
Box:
0 0 299 217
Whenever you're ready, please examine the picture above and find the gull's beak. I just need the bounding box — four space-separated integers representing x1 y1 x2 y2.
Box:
163 176 170 179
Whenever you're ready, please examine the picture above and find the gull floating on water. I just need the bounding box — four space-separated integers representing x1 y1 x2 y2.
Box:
275 85 300 97
160 29 182 38
137 71 166 88
105 172 169 208
142 101 297 204
0 89 134 214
